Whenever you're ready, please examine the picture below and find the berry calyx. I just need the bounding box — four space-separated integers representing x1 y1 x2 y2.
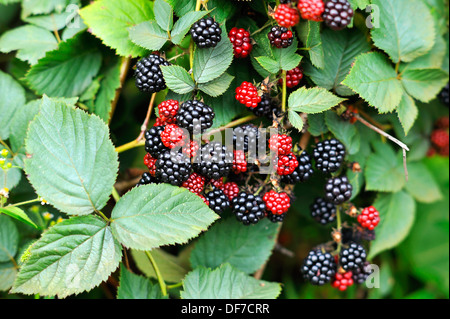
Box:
274 4 300 28
157 100 179 124
190 17 222 48
263 190 291 215
278 66 303 89
322 0 354 31
332 271 354 291
268 26 294 48
297 0 325 22
357 206 380 231
269 134 293 155
134 54 170 93
235 81 262 109
160 124 187 149
229 27 253 58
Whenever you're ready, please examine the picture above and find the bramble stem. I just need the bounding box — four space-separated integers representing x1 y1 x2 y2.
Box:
109 56 132 125
145 251 167 297
6 198 41 208
111 187 120 202
115 140 145 154
281 70 287 113
136 92 157 142
335 206 342 255
202 115 258 140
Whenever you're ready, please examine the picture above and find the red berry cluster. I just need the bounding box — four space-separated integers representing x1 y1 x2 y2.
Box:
144 153 157 176
158 99 179 124
427 117 449 157
235 81 262 108
274 4 300 28
297 0 325 21
263 190 291 215
269 134 293 155
182 172 206 195
232 150 248 174
161 124 187 148
279 66 303 89
229 27 253 58
332 271 354 291
357 206 380 231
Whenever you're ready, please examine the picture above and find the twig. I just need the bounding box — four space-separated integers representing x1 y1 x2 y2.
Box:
136 92 157 142
354 113 409 181
108 56 132 124
202 115 258 141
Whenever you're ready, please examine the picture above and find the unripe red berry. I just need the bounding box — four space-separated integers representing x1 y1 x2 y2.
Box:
229 27 253 58
357 206 380 231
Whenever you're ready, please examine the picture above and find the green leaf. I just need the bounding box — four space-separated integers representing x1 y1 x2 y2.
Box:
193 27 234 84
0 25 58 65
307 113 329 136
401 68 449 103
0 70 26 140
296 21 324 69
25 98 119 215
271 36 302 71
369 191 416 259
288 110 304 133
21 0 79 18
198 73 234 97
0 215 19 263
190 218 279 274
12 215 122 298
9 100 41 156
0 167 22 191
128 20 169 51
181 264 281 299
24 11 73 31
401 34 447 71
154 0 173 32
371 0 435 63
256 56 281 74
325 111 360 155
0 262 17 292
26 34 102 98
396 93 418 136
304 29 371 96
0 207 38 229
92 57 122 123
405 162 443 203
167 0 194 17
365 141 405 192
342 52 403 113
170 11 208 45
348 0 370 9
110 184 219 250
131 249 190 283
161 65 196 94
79 0 154 57
117 266 167 299
289 87 346 114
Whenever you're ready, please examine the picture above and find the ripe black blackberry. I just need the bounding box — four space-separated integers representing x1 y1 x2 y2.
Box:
313 138 346 173
155 151 192 186
267 212 287 223
322 0 354 31
205 188 230 214
324 176 353 205
352 261 373 284
190 17 222 48
232 192 266 225
136 172 159 186
134 54 170 93
302 249 337 285
233 124 264 155
251 94 282 121
281 150 314 184
310 197 336 225
339 242 367 271
268 26 293 48
176 100 215 134
145 126 169 158
194 142 233 180
439 83 449 107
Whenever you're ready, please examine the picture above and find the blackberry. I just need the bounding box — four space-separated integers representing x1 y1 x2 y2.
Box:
252 94 277 119
233 124 262 153
324 176 352 205
205 188 230 214
302 249 337 285
439 83 449 107
339 242 367 271
352 261 373 285
145 126 169 158
176 100 215 134
310 197 336 225
136 172 159 186
322 0 354 31
134 54 170 93
232 192 266 225
268 26 293 48
194 142 233 180
342 226 376 244
281 151 314 184
155 151 192 186
190 17 222 48
313 138 346 173
267 212 287 223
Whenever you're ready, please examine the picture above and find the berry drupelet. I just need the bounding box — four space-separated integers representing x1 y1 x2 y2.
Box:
274 4 300 28
297 0 325 21
235 81 261 109
439 83 449 107
190 17 222 48
276 151 299 176
157 100 179 124
263 190 291 215
279 66 303 89
205 188 230 214
182 172 206 195
135 54 170 93
358 206 380 230
136 172 159 186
